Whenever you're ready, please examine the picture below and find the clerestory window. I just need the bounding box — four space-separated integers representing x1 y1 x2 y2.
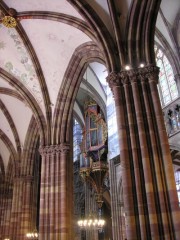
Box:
155 45 178 106
175 170 180 206
73 118 82 162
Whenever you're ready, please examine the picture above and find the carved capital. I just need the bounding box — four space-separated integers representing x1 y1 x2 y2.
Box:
127 69 139 83
119 71 129 85
144 65 159 84
106 72 121 89
60 143 70 154
39 144 70 156
138 68 148 83
39 145 54 155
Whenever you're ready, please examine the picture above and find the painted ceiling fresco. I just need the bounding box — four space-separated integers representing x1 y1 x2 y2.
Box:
0 25 43 105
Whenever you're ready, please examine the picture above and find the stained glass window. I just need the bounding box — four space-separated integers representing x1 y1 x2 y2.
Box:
175 170 180 206
155 46 178 106
73 118 82 162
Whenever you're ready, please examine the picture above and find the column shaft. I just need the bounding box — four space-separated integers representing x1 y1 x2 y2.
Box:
20 177 34 239
60 146 69 240
123 76 150 239
129 72 159 239
109 158 122 240
141 75 171 239
107 67 180 240
107 72 139 240
146 67 180 239
39 144 73 240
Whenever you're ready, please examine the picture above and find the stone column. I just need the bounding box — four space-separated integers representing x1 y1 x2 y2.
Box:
3 197 12 239
107 66 180 240
9 177 23 240
144 65 180 239
60 144 72 240
107 72 140 240
39 144 73 240
19 176 34 239
122 71 150 239
109 158 122 240
7 176 35 240
0 182 13 240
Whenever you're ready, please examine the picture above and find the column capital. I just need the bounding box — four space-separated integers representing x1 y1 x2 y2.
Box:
142 65 159 84
138 71 147 83
119 71 129 85
106 71 121 89
106 71 131 88
127 69 139 83
14 175 34 183
60 143 70 154
107 66 159 88
39 144 70 156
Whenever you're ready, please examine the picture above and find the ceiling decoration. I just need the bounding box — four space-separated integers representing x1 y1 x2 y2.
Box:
4 0 84 20
2 15 17 28
0 8 17 28
0 25 43 105
0 0 94 174
21 19 91 110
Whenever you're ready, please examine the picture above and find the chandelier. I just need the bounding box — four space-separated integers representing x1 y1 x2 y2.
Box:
77 214 105 230
26 231 38 239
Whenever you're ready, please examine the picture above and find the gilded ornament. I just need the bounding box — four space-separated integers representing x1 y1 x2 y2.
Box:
2 16 17 28
84 99 96 110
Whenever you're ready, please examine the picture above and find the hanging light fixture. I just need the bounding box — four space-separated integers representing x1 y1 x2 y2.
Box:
26 230 38 239
77 213 105 230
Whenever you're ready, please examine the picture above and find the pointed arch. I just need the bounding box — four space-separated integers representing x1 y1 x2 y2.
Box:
0 68 47 145
22 116 40 176
0 130 19 176
0 99 21 156
126 0 161 66
52 41 105 144
68 0 119 72
0 3 52 143
0 88 24 102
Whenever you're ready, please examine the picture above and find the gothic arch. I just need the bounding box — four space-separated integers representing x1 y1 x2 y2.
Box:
126 0 161 66
68 0 119 72
0 129 19 176
21 116 40 176
53 41 105 144
0 69 47 145
0 99 21 157
0 2 52 141
155 32 180 75
0 88 24 102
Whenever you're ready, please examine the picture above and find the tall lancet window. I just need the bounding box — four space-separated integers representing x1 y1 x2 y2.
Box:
175 170 180 206
155 45 178 106
73 118 82 162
